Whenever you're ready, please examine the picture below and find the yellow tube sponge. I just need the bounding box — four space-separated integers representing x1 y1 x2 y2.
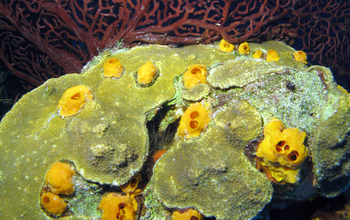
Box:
252 50 263 59
104 58 124 78
40 192 67 215
238 42 250 54
183 64 207 89
58 85 93 117
46 162 75 195
172 209 204 220
256 118 309 183
177 103 210 139
99 193 136 220
266 49 280 62
219 39 234 52
121 173 142 196
293 51 307 64
137 61 157 85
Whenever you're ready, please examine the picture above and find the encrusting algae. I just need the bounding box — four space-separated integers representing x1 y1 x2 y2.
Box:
1 41 350 220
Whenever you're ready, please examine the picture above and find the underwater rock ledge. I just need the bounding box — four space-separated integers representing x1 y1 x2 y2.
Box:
0 41 349 220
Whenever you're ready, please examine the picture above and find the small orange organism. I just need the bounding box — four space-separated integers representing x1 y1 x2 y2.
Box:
152 149 167 162
104 58 124 78
137 61 157 85
46 162 75 195
120 173 142 212
266 49 280 62
99 193 136 220
177 103 210 139
252 50 263 59
172 209 204 220
238 42 250 54
58 85 93 117
121 173 142 197
219 39 234 52
40 192 68 215
256 118 309 183
183 64 207 89
293 51 307 64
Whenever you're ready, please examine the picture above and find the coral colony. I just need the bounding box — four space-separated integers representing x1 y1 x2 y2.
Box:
1 40 350 219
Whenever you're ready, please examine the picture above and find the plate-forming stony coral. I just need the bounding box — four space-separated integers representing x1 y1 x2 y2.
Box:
0 41 349 220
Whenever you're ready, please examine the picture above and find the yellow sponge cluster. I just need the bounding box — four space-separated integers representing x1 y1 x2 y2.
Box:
177 103 210 139
99 193 136 220
40 162 75 216
99 173 142 220
256 118 309 183
172 209 204 220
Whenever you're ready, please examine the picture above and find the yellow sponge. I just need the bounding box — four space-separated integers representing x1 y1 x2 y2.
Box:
99 193 136 220
266 49 280 62
46 162 75 195
40 192 67 215
137 61 157 85
293 51 307 64
58 85 93 117
218 39 234 52
183 64 207 89
177 103 210 139
172 209 204 220
238 42 250 54
256 118 309 183
104 58 124 78
252 50 263 59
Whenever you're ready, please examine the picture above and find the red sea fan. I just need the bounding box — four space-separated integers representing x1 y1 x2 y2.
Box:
0 0 349 90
